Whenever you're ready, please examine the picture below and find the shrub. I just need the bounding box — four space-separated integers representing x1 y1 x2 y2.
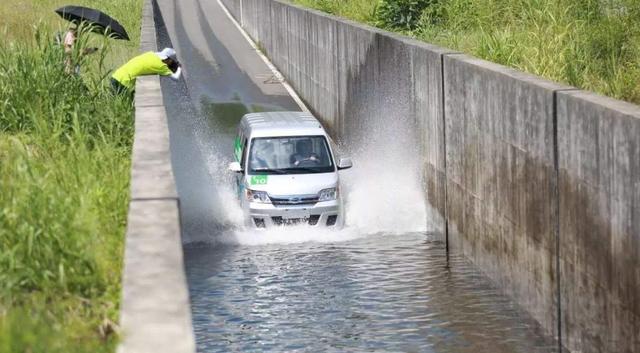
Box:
376 0 438 30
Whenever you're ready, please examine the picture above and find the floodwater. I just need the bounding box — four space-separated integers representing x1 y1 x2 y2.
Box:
186 233 557 353
153 0 561 351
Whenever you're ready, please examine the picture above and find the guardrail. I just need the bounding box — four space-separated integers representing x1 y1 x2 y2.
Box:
117 0 195 352
220 1 640 352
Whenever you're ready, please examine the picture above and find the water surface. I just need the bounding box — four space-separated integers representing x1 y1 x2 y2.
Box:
186 232 558 352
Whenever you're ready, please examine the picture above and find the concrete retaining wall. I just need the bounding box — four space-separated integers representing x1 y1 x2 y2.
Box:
443 54 573 338
557 91 640 353
118 0 195 352
220 1 640 352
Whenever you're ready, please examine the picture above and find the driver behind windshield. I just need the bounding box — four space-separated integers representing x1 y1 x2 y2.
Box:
248 137 332 173
290 139 320 166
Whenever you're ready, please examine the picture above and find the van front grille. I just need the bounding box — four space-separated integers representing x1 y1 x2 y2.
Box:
270 195 319 206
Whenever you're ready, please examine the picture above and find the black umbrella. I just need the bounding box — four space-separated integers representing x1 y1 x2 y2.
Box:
55 5 130 40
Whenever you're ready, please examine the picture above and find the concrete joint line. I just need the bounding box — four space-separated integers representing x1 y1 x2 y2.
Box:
131 197 180 202
135 104 165 108
551 86 579 352
440 52 450 253
440 52 462 254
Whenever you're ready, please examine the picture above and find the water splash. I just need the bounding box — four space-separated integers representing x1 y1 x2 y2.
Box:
340 93 428 235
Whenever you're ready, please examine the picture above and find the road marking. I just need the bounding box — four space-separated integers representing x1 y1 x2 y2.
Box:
216 0 309 112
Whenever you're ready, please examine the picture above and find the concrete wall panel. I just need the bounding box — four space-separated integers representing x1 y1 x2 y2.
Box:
243 0 259 43
411 41 456 235
263 1 289 72
220 0 240 21
443 54 568 337
273 1 339 132
335 19 380 141
557 91 640 353
279 4 309 114
256 0 272 54
372 32 415 146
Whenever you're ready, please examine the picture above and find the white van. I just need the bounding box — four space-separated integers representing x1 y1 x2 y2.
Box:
228 111 352 228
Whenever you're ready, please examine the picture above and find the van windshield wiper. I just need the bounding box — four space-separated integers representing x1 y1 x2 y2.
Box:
250 168 287 174
288 167 326 173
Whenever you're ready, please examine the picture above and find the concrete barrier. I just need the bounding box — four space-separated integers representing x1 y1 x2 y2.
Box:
221 0 241 23
273 2 340 134
557 91 640 353
221 1 640 352
118 0 195 352
443 53 573 339
411 41 457 236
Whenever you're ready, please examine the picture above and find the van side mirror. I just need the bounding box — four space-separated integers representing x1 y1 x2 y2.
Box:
228 161 243 173
337 158 353 170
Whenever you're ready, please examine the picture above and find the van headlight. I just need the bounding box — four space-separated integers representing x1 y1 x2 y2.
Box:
246 189 271 203
318 187 338 201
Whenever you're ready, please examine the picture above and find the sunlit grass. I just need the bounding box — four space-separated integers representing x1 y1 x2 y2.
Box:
0 0 141 71
292 0 379 24
291 0 640 104
0 0 141 352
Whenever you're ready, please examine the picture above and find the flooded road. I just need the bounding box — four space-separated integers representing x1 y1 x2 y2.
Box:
186 233 557 353
154 0 561 351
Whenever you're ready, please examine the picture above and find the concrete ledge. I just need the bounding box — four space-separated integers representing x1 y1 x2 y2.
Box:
118 0 194 352
135 76 164 108
131 96 177 200
139 0 157 52
119 200 193 353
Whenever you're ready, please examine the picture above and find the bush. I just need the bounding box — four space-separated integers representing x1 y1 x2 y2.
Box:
376 0 438 30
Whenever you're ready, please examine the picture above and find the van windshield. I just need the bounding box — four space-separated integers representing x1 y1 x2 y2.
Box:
248 136 334 174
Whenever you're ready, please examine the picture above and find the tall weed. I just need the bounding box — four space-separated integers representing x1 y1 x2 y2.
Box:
0 7 137 353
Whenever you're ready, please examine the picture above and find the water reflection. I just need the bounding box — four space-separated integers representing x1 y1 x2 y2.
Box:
186 232 558 352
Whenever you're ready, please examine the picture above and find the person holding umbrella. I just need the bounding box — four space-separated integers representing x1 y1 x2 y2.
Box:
56 5 130 40
55 6 130 74
110 48 182 95
62 25 98 74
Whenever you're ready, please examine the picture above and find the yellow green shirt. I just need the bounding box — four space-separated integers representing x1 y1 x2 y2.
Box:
112 51 173 89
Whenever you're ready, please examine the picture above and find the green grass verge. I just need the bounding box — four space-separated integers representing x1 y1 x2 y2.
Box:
291 0 640 104
0 0 142 351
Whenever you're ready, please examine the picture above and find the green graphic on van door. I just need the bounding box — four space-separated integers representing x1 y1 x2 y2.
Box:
250 175 268 185
234 137 242 162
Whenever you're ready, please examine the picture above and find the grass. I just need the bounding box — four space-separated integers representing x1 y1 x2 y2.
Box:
290 0 640 104
0 0 141 352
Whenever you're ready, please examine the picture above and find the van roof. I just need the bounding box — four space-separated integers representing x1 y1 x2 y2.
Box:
240 111 326 138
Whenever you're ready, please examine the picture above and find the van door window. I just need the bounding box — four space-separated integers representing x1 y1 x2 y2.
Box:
240 139 248 168
234 133 243 162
